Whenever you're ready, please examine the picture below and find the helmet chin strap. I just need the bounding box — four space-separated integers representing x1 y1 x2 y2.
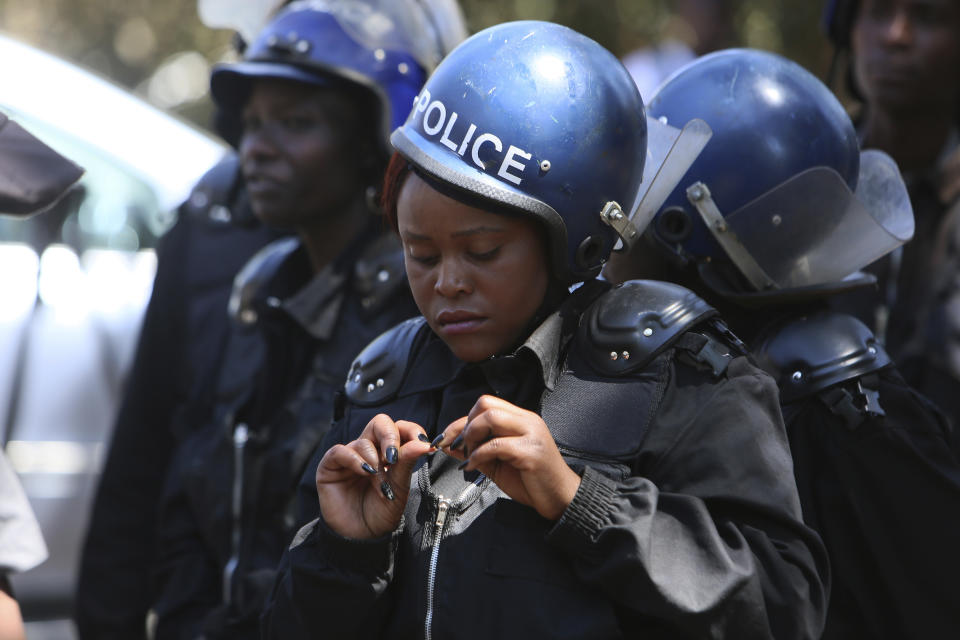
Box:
685 181 779 293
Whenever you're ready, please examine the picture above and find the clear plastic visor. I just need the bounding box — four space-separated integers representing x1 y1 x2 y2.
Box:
721 149 914 289
623 115 712 245
201 0 466 73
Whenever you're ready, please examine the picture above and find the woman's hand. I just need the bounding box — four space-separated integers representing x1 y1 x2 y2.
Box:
437 395 581 521
315 414 432 539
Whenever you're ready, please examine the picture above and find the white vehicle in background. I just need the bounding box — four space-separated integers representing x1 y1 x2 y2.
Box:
0 30 227 630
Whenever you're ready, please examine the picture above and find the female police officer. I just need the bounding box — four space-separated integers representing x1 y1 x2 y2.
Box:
262 21 828 639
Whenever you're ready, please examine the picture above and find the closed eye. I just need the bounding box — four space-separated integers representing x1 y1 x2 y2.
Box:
409 253 440 266
469 247 501 261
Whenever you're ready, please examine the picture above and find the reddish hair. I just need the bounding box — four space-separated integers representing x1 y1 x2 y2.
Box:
380 151 412 232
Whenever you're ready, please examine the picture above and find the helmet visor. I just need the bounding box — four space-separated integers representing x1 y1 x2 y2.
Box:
302 0 466 73
630 116 712 236
722 149 913 289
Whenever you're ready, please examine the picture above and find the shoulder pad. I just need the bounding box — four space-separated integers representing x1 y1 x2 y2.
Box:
228 237 301 327
345 317 428 405
181 152 255 226
753 310 892 402
352 233 406 313
578 279 718 376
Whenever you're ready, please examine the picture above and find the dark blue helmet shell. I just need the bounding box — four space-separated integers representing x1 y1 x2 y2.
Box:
210 0 428 153
391 21 648 284
647 48 860 265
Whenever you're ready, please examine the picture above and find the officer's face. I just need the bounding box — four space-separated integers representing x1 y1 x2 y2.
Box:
239 78 367 228
852 0 960 115
397 173 550 362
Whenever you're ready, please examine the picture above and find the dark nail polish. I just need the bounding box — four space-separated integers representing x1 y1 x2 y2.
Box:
385 446 399 465
457 459 470 471
361 462 377 475
380 480 395 501
449 433 464 451
418 433 430 443
430 433 445 448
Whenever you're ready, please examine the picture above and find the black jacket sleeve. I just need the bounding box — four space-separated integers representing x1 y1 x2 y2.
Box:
150 441 224 640
545 355 829 639
75 209 281 640
785 369 960 639
74 213 191 640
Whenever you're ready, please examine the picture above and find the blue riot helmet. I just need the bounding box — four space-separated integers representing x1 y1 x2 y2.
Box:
210 0 467 153
392 21 709 284
646 48 913 300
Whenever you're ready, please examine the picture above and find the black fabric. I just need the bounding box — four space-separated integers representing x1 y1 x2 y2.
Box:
783 367 960 639
262 312 828 639
541 346 665 460
75 164 284 640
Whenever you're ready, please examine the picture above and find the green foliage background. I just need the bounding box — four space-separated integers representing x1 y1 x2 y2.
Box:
0 0 834 133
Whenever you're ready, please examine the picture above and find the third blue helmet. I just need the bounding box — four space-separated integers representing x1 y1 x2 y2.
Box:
390 20 649 284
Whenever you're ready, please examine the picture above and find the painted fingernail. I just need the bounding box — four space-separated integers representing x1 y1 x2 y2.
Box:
386 446 399 465
418 433 430 443
380 480 395 501
449 434 464 451
430 433 445 448
361 462 377 475
457 459 470 471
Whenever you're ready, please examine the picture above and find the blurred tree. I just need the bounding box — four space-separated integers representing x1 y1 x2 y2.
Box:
0 0 833 134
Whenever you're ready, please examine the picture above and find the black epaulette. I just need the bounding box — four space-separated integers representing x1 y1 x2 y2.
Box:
344 317 428 405
180 152 251 225
578 279 735 376
352 233 406 315
227 237 300 327
753 311 891 427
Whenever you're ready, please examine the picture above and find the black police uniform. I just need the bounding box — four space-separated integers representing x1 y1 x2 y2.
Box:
150 226 418 640
76 153 285 640
261 280 829 640
752 310 960 640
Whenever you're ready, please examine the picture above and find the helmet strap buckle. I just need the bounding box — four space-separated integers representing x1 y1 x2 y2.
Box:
686 182 778 292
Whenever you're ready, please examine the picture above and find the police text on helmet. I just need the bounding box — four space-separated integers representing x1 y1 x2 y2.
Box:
410 89 532 186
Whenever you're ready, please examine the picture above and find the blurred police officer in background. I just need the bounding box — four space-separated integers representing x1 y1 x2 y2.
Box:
75 9 292 640
824 0 960 429
77 1 465 637
605 47 960 639
1 111 82 640
75 133 288 640
139 2 465 639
